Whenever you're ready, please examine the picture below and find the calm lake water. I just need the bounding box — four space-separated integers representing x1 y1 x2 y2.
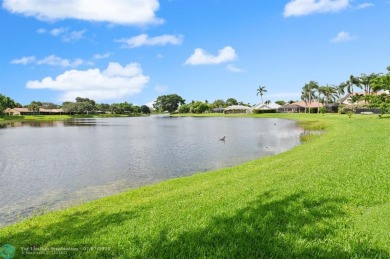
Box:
0 116 303 226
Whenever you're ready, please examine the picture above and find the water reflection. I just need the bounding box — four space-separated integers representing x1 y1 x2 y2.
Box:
0 117 303 226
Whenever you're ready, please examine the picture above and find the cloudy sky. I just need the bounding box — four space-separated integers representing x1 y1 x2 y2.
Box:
1 0 389 106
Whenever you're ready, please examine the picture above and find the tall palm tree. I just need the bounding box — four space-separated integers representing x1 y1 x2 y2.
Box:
317 85 327 113
301 81 318 113
346 75 362 95
256 85 267 104
337 82 347 105
322 85 337 105
360 73 379 96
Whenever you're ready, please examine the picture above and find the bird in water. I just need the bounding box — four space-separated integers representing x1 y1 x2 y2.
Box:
219 136 226 141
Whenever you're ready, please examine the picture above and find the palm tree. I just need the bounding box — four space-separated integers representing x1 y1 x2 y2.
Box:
317 85 327 113
337 82 347 105
322 85 337 105
256 85 267 104
301 81 318 113
346 75 362 95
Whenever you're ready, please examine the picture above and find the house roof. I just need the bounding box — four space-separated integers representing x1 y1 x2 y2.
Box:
6 108 30 112
253 103 281 110
224 105 252 111
283 101 323 108
340 91 390 104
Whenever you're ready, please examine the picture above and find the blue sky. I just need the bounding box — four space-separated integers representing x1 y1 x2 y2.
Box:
1 0 390 106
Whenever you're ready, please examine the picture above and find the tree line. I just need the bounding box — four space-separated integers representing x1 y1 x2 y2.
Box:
0 96 151 116
300 66 390 114
152 94 251 114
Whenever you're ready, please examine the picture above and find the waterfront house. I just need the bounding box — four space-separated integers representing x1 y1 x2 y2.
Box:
224 105 253 114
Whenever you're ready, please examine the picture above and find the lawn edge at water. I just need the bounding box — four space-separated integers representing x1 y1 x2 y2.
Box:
1 113 389 258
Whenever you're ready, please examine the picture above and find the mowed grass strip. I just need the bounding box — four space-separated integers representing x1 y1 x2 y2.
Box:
0 114 389 258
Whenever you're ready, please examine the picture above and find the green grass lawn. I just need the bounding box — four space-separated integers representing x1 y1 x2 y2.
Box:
0 114 389 258
0 115 74 123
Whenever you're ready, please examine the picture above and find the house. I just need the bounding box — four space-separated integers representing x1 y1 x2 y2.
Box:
253 102 280 111
224 105 253 114
4 107 64 115
4 108 33 115
279 101 323 113
339 91 389 106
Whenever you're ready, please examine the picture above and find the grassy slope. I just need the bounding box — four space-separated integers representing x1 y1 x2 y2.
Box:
1 114 389 258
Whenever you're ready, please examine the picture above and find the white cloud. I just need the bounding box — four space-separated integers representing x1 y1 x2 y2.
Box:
50 27 67 36
116 34 183 48
37 27 85 42
11 56 36 65
26 62 149 102
330 31 357 42
185 46 237 65
37 28 46 34
284 0 350 17
36 55 84 67
226 64 245 73
93 52 111 60
62 29 86 42
11 55 86 68
356 2 374 9
2 0 163 26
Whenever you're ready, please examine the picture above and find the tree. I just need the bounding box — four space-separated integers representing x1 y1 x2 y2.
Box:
95 103 110 113
153 94 185 113
62 102 78 114
369 93 390 114
140 105 151 114
190 101 209 114
265 100 271 105
76 97 96 106
301 81 318 113
336 82 347 105
178 104 191 113
256 85 267 104
226 98 238 106
359 73 378 95
371 67 390 92
322 85 337 105
212 99 226 108
316 85 326 113
27 101 41 114
346 75 362 94
275 100 286 106
0 94 18 115
348 94 363 110
41 102 59 109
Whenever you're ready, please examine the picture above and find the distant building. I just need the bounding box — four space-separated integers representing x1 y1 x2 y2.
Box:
279 101 323 113
224 105 252 114
4 108 64 115
339 91 389 106
253 102 281 110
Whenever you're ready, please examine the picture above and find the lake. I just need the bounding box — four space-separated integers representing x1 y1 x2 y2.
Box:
0 116 303 226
